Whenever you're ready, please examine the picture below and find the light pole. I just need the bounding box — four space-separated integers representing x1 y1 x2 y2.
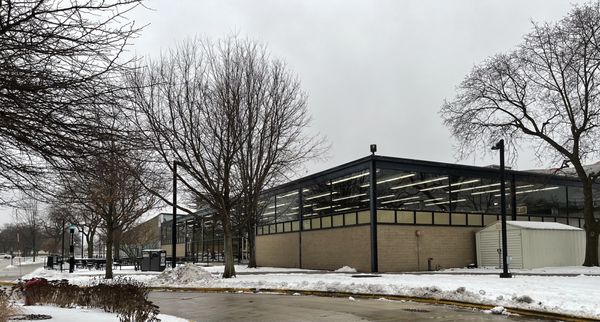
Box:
491 139 512 278
368 144 378 273
81 229 84 258
69 225 75 273
60 220 65 272
172 160 179 268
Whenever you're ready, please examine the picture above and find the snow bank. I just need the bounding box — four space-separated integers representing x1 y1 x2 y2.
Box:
151 264 214 286
18 305 187 322
334 266 357 273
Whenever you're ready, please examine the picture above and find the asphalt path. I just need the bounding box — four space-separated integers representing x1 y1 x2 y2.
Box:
149 291 545 322
0 258 44 282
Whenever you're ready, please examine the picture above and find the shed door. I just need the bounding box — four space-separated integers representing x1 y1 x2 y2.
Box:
478 230 501 267
478 229 523 269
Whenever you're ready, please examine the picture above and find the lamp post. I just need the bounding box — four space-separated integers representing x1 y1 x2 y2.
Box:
369 144 378 273
491 139 512 278
69 225 75 273
61 219 65 272
172 160 179 268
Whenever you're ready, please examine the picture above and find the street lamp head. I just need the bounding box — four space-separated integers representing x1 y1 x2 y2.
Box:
370 144 377 155
491 139 504 151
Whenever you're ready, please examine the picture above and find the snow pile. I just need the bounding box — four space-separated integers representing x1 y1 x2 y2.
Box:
334 266 357 273
151 264 214 286
18 305 187 322
483 306 508 315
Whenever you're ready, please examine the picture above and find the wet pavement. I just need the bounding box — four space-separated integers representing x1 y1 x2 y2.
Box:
0 259 43 282
149 291 548 322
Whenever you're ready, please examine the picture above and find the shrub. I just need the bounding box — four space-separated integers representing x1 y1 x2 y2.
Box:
13 278 160 322
0 288 18 322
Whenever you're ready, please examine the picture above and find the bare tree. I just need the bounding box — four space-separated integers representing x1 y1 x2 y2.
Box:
13 194 41 261
55 106 162 278
235 46 324 267
129 38 245 278
0 0 143 201
49 193 102 258
41 205 69 255
128 37 322 277
441 2 600 266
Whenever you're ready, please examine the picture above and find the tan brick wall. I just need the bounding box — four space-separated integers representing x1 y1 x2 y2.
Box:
377 225 479 272
256 233 300 268
301 226 371 272
161 243 185 257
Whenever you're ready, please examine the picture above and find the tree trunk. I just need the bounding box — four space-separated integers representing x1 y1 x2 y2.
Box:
105 224 114 279
247 222 257 268
222 214 236 278
113 228 122 260
87 232 95 258
582 179 600 266
31 225 36 262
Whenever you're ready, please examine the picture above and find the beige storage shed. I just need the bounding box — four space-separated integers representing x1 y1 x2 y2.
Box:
476 221 585 269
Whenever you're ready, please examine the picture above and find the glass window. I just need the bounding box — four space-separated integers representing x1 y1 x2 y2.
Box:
259 196 276 224
514 183 566 218
275 191 299 222
450 176 502 214
377 169 449 212
302 170 370 218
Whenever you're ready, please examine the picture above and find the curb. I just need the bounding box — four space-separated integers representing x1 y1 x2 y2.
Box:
149 286 598 322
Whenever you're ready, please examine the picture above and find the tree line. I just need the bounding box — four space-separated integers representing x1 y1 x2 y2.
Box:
0 0 321 278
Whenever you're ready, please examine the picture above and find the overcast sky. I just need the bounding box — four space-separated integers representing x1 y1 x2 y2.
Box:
0 0 590 225
128 0 589 173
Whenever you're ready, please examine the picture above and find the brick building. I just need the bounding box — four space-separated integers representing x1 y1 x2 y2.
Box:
256 155 600 272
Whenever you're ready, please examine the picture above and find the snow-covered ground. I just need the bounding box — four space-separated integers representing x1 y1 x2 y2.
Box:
19 264 600 319
201 264 319 274
11 304 187 322
441 265 600 275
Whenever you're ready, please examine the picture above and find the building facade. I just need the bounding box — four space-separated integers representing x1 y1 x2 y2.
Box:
256 155 600 272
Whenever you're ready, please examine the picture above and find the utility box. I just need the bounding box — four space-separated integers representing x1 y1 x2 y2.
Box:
141 249 167 272
476 221 585 269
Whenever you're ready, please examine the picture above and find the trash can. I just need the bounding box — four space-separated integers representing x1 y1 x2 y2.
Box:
45 254 59 269
141 249 167 272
